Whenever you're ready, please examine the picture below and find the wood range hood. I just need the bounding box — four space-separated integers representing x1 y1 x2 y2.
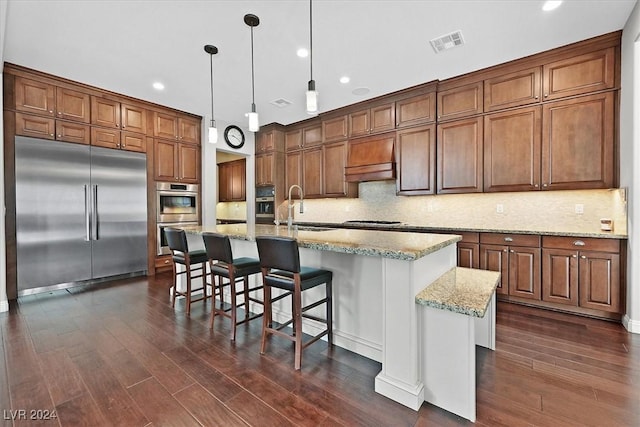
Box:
344 133 396 182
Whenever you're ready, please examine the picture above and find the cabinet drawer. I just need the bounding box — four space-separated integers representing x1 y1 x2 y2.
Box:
155 256 173 269
480 233 540 247
542 236 620 253
458 231 480 243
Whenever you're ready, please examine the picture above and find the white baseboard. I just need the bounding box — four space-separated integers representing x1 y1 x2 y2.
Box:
0 300 8 313
622 314 640 334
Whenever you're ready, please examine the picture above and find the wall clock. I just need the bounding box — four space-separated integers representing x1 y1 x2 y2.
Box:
224 125 245 149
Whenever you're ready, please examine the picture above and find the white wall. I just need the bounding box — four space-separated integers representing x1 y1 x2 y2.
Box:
1 0 9 312
621 3 640 333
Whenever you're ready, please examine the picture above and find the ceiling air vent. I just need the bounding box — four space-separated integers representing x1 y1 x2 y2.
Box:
270 98 292 108
430 30 465 53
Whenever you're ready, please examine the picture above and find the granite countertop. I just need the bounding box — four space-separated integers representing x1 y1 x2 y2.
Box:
181 224 460 261
292 221 628 240
415 267 501 318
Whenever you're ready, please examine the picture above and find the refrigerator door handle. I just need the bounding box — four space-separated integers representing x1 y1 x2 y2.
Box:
92 184 99 240
84 184 91 241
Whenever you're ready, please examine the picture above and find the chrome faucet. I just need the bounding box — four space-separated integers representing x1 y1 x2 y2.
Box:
287 184 304 228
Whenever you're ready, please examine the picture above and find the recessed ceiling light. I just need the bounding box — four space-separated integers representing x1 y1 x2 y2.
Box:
542 0 562 11
297 48 309 58
339 76 350 84
352 87 370 96
152 81 165 90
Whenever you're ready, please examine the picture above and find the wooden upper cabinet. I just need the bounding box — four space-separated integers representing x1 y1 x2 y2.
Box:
322 115 348 142
121 132 147 153
285 128 303 151
285 151 302 190
303 123 323 147
178 143 200 182
484 106 542 192
218 159 246 202
349 102 395 137
154 139 199 182
15 112 55 139
396 92 436 128
56 120 90 145
303 146 323 198
437 117 483 194
323 140 352 197
437 82 483 122
14 77 90 123
121 103 147 134
256 127 285 153
91 127 121 150
542 92 614 190
484 67 541 112
154 112 200 144
543 47 616 101
91 97 120 129
396 124 436 195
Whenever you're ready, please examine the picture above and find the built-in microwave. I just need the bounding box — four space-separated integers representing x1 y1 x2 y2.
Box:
156 182 199 223
255 185 275 223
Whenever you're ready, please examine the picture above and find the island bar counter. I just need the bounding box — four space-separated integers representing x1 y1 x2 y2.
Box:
182 223 460 410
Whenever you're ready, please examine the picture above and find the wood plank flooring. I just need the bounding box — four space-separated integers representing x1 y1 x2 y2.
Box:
0 273 638 426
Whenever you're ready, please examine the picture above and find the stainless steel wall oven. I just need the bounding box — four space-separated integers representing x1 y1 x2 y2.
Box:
156 182 199 255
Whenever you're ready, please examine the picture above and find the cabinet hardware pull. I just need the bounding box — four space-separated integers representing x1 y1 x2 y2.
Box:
543 183 548 187
504 237 513 242
534 184 539 188
49 110 53 113
510 249 515 253
581 255 587 259
50 133 54 137
572 254 578 258
164 260 170 264
503 249 508 252
544 93 548 97
57 134 61 138
573 240 586 246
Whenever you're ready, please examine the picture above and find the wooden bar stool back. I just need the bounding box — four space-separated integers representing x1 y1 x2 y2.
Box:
164 227 210 314
255 236 333 370
202 232 264 341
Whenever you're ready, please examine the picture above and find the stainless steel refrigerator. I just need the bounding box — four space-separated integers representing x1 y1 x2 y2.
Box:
15 136 148 295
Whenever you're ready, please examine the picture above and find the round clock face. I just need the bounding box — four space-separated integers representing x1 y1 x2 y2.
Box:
224 125 245 149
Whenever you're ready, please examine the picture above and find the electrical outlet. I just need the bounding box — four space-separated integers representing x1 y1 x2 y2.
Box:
575 204 584 214
496 204 504 213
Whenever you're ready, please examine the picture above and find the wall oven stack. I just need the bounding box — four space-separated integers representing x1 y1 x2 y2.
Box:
157 182 199 255
256 185 275 224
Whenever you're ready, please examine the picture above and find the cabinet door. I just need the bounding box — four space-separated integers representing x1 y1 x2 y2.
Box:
508 246 541 300
15 112 55 139
56 121 90 145
303 124 323 147
218 163 230 202
14 77 55 117
56 87 90 123
323 116 348 142
542 248 579 306
121 103 147 134
155 139 178 181
543 47 616 101
484 106 541 192
285 151 302 191
349 110 370 137
396 92 436 128
484 67 541 112
396 124 436 195
178 143 200 183
370 103 395 134
257 130 275 152
323 141 349 197
154 112 178 140
285 129 303 151
91 97 121 129
579 250 620 313
256 152 274 185
91 127 121 150
303 147 323 198
230 160 246 201
437 117 483 194
542 92 614 190
437 82 483 121
121 132 146 153
178 116 200 144
480 244 508 295
457 243 479 269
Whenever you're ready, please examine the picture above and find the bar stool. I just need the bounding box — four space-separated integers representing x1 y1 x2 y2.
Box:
255 236 333 370
164 227 210 314
202 232 264 341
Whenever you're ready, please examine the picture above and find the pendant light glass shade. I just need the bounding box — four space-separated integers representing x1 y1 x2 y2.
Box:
245 14 260 132
204 44 218 144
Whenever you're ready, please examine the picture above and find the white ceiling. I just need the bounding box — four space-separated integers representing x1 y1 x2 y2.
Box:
2 0 637 130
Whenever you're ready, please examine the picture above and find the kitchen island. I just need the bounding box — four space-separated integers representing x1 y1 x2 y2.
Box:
181 223 470 411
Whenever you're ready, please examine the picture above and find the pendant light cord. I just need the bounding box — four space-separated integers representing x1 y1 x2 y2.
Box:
250 26 256 109
209 53 215 122
309 0 313 81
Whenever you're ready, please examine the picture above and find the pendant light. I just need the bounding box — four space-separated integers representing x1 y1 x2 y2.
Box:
204 44 219 144
244 14 260 132
306 0 318 114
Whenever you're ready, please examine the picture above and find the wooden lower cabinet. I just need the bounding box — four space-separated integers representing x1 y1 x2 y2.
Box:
479 233 541 300
542 236 621 313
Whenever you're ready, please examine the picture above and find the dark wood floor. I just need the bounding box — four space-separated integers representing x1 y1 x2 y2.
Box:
1 273 638 427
